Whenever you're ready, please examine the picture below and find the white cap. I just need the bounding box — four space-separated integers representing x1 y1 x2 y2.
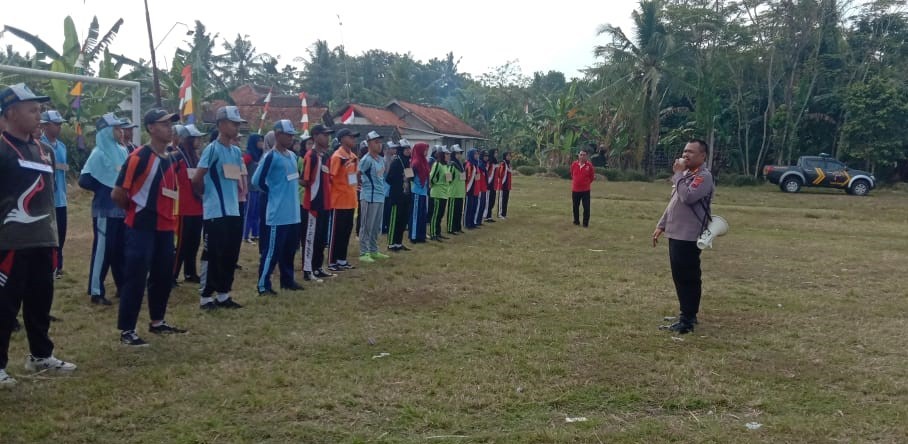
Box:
366 130 383 141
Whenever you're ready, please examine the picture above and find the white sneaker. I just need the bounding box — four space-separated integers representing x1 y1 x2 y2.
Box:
24 355 77 373
0 368 16 387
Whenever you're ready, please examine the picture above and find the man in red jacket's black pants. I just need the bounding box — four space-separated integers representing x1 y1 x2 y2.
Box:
570 150 595 227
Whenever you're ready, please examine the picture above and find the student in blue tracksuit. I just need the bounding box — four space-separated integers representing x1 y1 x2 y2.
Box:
40 111 68 279
409 143 430 243
79 113 128 306
251 120 303 294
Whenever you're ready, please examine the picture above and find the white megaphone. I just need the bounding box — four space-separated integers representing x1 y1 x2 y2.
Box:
697 215 728 250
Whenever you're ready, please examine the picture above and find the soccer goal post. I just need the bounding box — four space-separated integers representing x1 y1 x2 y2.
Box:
0 64 142 146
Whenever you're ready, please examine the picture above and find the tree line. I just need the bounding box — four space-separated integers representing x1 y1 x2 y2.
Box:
2 0 908 180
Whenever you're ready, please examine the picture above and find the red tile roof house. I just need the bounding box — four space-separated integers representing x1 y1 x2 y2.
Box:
332 100 485 149
202 85 330 134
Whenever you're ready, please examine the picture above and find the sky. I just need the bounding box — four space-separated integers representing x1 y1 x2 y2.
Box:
1 0 640 80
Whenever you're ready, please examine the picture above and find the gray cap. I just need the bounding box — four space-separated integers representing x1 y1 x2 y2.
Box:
177 123 204 138
398 138 412 148
273 119 298 135
451 144 463 153
41 110 65 124
216 106 247 123
366 130 384 141
386 140 400 149
96 113 126 130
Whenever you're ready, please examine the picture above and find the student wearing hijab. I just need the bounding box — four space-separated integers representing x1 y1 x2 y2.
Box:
385 139 412 251
447 145 466 235
496 151 513 219
428 146 452 242
171 124 205 285
464 148 488 229
409 143 430 243
79 113 128 306
381 140 398 235
477 150 490 226
243 134 264 243
484 148 499 223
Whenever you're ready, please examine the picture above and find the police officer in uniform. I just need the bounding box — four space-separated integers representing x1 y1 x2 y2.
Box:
653 139 714 334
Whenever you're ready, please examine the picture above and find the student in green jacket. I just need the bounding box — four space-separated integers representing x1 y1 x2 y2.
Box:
447 145 466 235
428 146 452 241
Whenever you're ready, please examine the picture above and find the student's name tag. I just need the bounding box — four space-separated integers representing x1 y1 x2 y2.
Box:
187 168 198 179
347 173 358 185
18 159 53 174
55 162 69 171
287 173 300 182
444 172 453 182
404 167 414 179
321 165 329 174
222 163 242 180
162 188 178 199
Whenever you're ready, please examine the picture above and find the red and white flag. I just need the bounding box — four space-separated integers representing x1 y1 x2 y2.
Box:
257 87 273 134
341 106 355 124
300 92 309 136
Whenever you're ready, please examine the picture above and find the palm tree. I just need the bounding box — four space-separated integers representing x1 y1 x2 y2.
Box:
594 0 677 174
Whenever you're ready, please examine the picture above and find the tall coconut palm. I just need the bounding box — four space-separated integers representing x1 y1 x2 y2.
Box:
594 0 678 174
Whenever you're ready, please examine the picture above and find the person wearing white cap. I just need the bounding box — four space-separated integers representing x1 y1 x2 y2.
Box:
171 124 205 285
251 120 304 293
79 113 129 306
327 128 360 271
40 110 69 279
191 106 247 310
357 131 390 262
428 146 452 241
447 145 466 235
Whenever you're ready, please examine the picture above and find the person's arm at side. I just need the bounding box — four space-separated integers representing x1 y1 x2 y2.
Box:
192 143 213 196
78 173 102 191
111 154 137 209
251 151 271 193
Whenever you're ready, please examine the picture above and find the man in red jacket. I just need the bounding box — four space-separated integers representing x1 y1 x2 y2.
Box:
570 149 595 227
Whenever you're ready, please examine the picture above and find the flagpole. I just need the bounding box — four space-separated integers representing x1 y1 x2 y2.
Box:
257 86 273 135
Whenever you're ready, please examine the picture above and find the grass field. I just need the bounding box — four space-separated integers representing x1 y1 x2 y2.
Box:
1 175 907 443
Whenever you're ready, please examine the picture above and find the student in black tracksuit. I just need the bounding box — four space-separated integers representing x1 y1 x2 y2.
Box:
385 140 412 251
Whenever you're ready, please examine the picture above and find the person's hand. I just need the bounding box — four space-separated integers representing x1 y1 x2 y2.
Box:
652 228 664 248
672 158 687 173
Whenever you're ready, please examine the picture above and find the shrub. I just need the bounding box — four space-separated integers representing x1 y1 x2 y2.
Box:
595 167 608 177
624 170 650 182
516 166 537 176
550 166 572 179
655 171 673 180
720 174 762 187
603 169 626 182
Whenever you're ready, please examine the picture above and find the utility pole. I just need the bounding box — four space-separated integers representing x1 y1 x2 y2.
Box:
337 14 351 102
144 0 163 106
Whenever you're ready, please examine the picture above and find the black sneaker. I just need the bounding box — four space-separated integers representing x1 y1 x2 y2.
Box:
327 264 344 272
120 330 150 347
339 263 356 270
217 297 244 308
91 295 112 306
388 245 401 252
184 275 201 283
54 269 63 279
659 321 694 334
314 269 335 279
281 283 304 291
199 301 218 311
149 321 188 334
258 289 278 296
485 218 496 223
448 231 460 236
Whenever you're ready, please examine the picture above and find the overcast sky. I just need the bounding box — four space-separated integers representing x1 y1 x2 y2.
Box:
1 0 640 80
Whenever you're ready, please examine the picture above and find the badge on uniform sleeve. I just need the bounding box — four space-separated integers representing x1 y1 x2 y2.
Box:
691 176 704 188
